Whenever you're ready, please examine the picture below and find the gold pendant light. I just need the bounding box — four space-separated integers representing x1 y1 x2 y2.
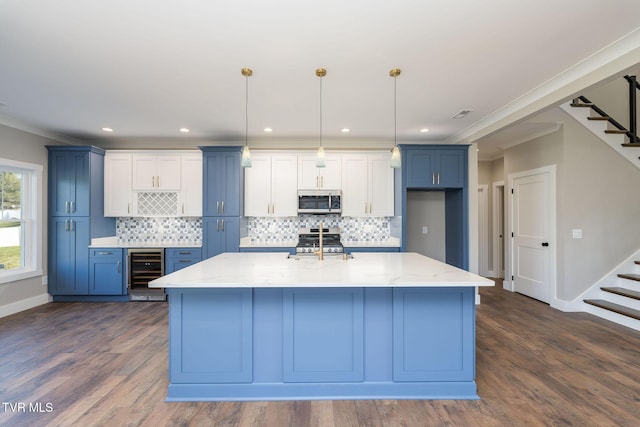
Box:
241 68 253 168
316 68 327 168
390 68 401 168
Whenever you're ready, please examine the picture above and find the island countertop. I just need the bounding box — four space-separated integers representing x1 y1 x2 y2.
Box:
150 252 494 288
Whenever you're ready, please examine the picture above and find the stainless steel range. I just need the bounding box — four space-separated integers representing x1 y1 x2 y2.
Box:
296 226 344 255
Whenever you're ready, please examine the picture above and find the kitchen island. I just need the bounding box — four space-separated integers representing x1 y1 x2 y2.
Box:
150 252 494 401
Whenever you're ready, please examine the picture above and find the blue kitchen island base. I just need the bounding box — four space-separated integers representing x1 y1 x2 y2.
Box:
165 286 479 401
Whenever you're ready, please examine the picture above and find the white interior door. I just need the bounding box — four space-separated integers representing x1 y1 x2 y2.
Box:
511 167 555 303
478 185 489 276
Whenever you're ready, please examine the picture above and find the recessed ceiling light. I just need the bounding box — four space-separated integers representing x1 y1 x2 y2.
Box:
420 128 430 133
179 128 190 133
102 127 113 132
264 127 273 133
341 128 350 133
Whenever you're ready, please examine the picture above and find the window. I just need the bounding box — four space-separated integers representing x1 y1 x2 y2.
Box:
0 158 42 284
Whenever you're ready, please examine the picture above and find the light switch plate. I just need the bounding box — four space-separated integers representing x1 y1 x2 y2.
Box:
422 226 428 235
572 229 582 239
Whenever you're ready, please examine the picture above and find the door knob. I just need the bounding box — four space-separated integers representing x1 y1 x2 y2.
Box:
541 242 549 247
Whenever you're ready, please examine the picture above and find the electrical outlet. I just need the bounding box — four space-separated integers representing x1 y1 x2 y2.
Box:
572 229 582 239
422 226 428 235
42 275 48 286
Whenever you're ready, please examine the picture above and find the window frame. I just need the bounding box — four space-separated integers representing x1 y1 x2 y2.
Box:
0 158 42 284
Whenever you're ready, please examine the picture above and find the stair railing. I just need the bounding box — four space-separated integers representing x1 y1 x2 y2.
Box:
624 75 638 144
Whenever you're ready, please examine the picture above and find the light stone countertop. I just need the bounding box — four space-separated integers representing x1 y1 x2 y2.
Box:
150 252 494 289
238 237 401 248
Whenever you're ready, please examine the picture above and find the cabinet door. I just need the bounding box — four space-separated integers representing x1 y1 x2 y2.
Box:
157 155 182 190
319 155 342 189
49 217 89 295
49 151 90 217
203 151 241 217
406 150 436 188
244 155 271 217
104 153 132 216
270 155 298 216
89 249 124 295
368 155 394 216
341 155 368 216
180 154 202 216
132 155 157 190
297 156 321 190
437 150 465 188
202 217 239 259
165 248 202 273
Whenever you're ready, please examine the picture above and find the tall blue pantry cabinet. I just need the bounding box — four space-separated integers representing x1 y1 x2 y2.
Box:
47 146 119 301
400 144 469 270
200 146 243 259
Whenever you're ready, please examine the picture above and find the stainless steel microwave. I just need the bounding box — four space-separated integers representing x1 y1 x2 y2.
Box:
297 190 342 214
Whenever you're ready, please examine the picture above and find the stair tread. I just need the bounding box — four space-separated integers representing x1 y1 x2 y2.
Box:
618 273 640 282
605 129 627 134
635 260 640 265
602 287 640 301
587 116 610 120
584 299 640 321
622 143 640 147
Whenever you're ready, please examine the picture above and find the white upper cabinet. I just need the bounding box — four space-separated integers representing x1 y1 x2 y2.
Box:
245 153 297 217
297 154 341 190
132 154 181 190
179 153 202 216
104 152 133 217
341 152 394 217
104 151 201 217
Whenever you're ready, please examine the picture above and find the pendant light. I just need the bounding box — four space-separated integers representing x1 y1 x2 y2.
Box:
241 68 253 168
390 68 401 168
316 68 327 168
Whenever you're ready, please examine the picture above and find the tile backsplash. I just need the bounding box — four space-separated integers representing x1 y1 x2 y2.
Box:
116 217 202 245
116 215 393 246
248 215 392 244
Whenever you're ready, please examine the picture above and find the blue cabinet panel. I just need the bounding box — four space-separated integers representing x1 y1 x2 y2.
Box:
49 150 91 216
169 288 253 383
89 248 125 295
392 287 474 382
48 217 90 295
283 288 364 382
165 247 202 273
203 217 239 259
404 147 465 189
201 147 242 217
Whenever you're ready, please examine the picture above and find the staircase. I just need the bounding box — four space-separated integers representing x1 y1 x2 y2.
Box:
560 97 640 170
582 258 640 331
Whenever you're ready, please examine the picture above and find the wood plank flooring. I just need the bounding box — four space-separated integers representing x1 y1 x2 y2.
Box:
3 283 640 426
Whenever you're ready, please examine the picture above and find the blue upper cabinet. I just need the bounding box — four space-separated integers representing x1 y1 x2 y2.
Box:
49 149 91 216
201 147 243 217
404 146 465 189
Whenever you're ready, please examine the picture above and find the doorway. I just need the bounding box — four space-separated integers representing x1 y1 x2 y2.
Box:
508 166 556 304
478 185 489 276
492 181 504 278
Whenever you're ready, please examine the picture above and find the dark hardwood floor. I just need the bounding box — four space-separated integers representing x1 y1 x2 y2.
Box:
2 282 640 426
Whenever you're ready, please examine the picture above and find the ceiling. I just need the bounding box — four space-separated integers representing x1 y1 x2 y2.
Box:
1 0 640 160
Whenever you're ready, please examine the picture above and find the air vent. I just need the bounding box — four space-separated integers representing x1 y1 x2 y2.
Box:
451 109 473 119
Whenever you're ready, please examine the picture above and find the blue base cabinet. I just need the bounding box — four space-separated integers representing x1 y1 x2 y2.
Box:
89 248 125 295
165 248 202 274
165 286 479 401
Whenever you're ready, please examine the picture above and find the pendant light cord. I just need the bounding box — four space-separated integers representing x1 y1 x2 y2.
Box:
245 74 249 148
319 75 323 148
394 73 397 148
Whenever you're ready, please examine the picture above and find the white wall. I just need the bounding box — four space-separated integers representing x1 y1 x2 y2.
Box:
0 124 61 316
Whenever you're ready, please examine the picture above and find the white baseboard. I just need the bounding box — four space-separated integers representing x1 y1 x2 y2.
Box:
0 294 51 318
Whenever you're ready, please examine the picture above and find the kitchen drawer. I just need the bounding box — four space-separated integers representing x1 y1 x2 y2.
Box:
165 247 202 274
